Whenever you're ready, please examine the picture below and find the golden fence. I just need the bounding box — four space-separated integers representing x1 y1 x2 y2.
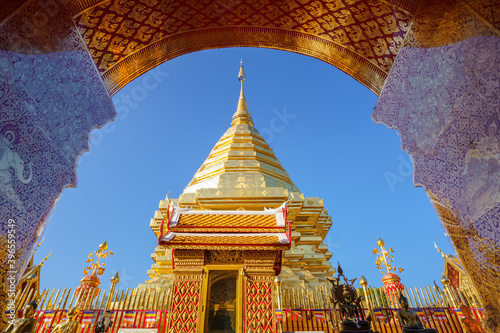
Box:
31 287 173 312
278 284 484 333
11 283 484 333
279 284 481 310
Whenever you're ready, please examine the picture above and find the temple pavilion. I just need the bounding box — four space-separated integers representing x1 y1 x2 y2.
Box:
140 64 335 333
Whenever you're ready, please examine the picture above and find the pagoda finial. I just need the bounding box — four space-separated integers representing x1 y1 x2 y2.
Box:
238 59 246 82
232 60 253 126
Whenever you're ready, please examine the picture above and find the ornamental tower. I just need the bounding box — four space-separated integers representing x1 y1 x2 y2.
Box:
143 63 335 291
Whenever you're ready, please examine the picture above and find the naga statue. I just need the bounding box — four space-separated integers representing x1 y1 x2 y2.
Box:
328 264 375 333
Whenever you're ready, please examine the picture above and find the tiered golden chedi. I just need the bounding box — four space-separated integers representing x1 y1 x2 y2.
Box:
143 64 335 290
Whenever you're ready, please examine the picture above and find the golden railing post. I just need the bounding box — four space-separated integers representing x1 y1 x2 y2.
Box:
91 290 101 309
119 289 124 309
98 291 107 309
39 289 49 310
360 275 378 333
134 290 143 310
15 274 36 313
51 289 61 310
123 289 130 310
142 289 148 310
61 289 71 310
426 286 437 307
56 289 67 309
438 276 466 333
403 289 414 309
274 276 282 310
46 289 56 310
367 288 376 308
106 272 120 310
38 289 47 309
440 275 458 308
24 289 35 309
419 288 429 307
150 290 157 310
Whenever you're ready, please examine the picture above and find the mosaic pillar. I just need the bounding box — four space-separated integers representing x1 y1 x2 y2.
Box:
243 251 279 333
168 250 204 333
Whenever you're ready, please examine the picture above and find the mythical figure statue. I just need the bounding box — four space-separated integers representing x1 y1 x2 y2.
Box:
328 264 374 333
94 311 113 333
397 293 436 333
2 301 37 333
50 307 81 333
459 305 483 333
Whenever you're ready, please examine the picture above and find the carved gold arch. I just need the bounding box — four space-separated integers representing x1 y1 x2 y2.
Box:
66 0 419 95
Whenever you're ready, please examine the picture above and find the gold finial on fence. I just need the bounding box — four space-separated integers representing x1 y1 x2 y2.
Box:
106 272 120 310
359 275 378 332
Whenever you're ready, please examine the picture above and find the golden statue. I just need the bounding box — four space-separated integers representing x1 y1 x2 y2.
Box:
49 307 81 333
397 293 436 333
2 301 37 333
460 305 483 333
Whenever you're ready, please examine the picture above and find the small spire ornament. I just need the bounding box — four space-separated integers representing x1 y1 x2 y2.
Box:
232 60 253 126
373 238 405 308
238 59 246 82
76 241 113 308
83 241 113 277
372 237 404 275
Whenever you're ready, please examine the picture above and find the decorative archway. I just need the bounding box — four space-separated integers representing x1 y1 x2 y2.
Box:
0 0 498 331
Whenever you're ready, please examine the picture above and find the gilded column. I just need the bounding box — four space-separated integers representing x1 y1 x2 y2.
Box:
243 251 279 333
168 250 204 333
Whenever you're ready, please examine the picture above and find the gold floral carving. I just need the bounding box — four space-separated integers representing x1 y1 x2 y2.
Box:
71 0 417 95
405 0 499 49
205 250 243 264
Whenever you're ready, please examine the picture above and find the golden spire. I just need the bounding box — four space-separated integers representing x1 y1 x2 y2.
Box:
231 60 254 126
182 59 298 195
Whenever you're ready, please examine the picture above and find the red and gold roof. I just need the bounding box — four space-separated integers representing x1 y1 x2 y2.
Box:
158 202 291 250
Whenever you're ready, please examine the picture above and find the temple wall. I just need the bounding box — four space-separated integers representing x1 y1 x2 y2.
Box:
0 1 116 325
372 2 499 331
373 31 500 333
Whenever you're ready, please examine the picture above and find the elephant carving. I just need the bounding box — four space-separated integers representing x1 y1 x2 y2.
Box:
0 136 33 185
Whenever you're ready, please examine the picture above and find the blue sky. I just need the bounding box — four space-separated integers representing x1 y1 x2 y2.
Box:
35 47 455 293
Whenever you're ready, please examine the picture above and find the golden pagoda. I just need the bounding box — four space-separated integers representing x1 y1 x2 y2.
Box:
141 63 335 332
144 63 334 289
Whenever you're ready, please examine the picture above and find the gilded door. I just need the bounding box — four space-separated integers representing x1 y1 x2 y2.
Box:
201 269 243 333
